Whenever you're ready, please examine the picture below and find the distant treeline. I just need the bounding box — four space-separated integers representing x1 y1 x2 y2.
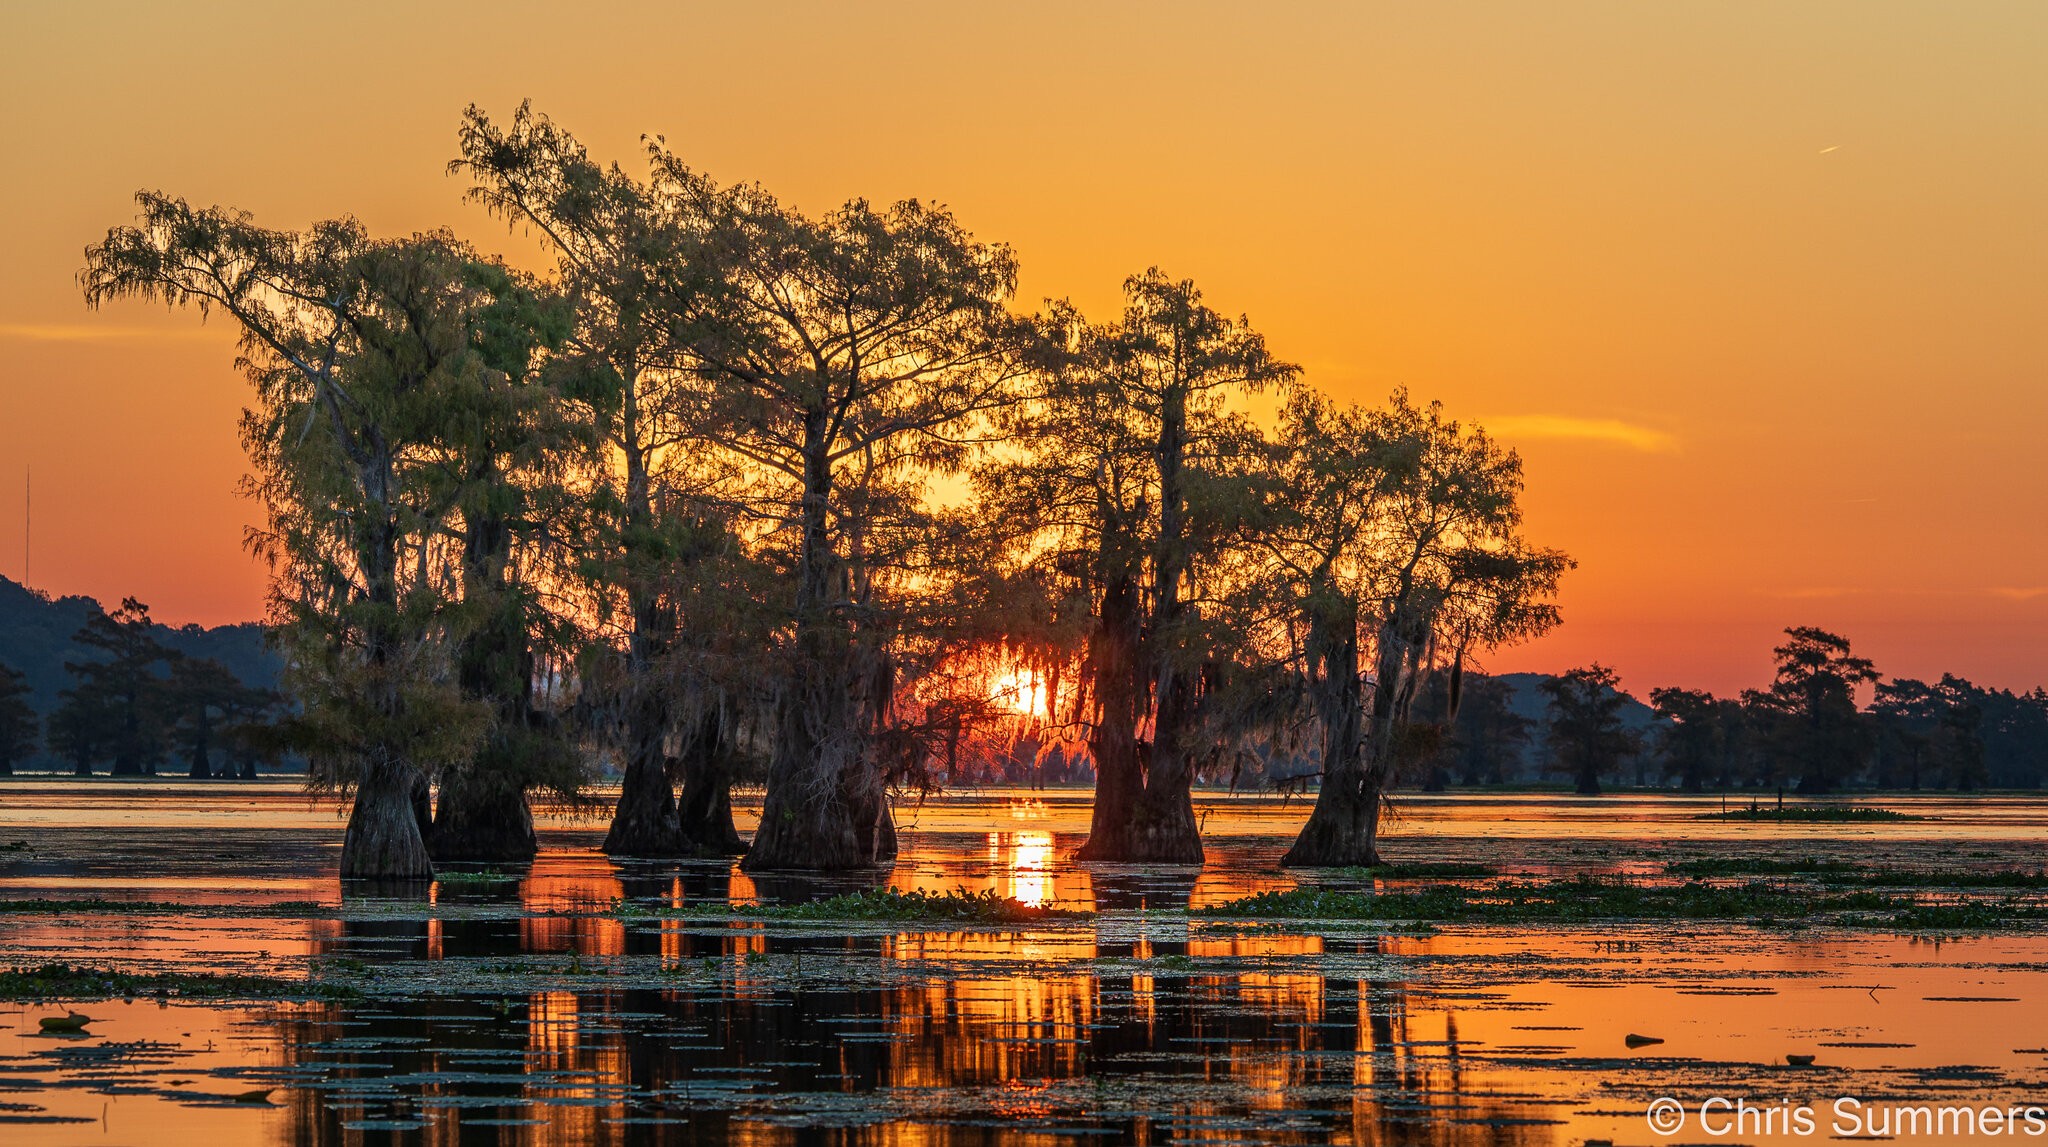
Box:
0 584 287 777
1484 628 2047 796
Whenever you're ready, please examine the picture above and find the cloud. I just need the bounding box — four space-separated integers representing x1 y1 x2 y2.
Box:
1988 587 2048 602
1481 414 1678 453
0 322 216 343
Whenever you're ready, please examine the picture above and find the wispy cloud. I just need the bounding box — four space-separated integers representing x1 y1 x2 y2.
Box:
0 322 217 343
1761 586 2048 602
1482 414 1678 453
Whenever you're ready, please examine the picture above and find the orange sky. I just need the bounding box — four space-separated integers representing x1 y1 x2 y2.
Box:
2 2 2043 697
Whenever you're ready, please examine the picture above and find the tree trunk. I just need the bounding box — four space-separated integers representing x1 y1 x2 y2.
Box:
604 749 687 856
1078 574 1184 861
603 683 687 856
336 469 438 880
1281 767 1383 867
342 756 434 881
429 764 537 863
1081 662 1204 863
1283 625 1383 867
744 655 878 871
742 411 886 873
187 717 212 779
675 708 746 854
1074 379 1204 865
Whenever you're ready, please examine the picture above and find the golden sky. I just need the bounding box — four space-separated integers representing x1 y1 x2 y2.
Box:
1 2 2042 696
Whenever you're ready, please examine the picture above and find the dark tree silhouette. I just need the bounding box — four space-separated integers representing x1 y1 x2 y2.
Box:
981 274 1296 864
1872 678 1940 790
1649 686 1724 792
657 176 1027 873
1269 389 1565 865
165 656 249 779
59 599 176 776
1451 675 1533 786
1542 664 1638 796
83 198 546 878
1931 674 1987 791
454 106 775 858
0 663 37 775
1742 627 1877 794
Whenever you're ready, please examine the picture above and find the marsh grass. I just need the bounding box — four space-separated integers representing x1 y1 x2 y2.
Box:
1341 862 1500 879
761 887 1081 924
1208 877 2048 929
1703 806 1920 822
0 898 327 917
1664 857 1863 877
1665 857 2048 888
0 962 358 1001
434 869 522 886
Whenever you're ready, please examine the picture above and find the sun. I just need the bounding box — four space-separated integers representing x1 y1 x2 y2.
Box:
988 668 1046 717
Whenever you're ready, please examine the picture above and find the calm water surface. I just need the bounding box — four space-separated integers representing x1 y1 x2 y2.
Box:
2 782 2045 1145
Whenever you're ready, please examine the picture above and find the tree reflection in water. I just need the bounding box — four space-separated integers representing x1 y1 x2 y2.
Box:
275 861 1552 1145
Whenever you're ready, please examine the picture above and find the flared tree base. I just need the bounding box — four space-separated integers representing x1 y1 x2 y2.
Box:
603 754 688 858
742 791 894 873
429 776 537 864
341 770 435 880
1075 796 1204 864
1279 790 1382 868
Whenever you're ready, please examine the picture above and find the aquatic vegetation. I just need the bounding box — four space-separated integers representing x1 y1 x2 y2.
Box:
1703 806 1920 821
1665 857 2048 888
1853 869 2048 889
1206 877 2048 928
433 869 522 886
0 962 357 1001
1664 856 1863 877
0 898 189 914
1341 861 1501 878
758 887 1083 924
0 897 326 917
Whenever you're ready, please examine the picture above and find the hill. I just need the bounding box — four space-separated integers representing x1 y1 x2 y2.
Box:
0 575 282 733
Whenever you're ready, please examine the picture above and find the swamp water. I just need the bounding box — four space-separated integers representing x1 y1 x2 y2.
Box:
1 783 2045 1145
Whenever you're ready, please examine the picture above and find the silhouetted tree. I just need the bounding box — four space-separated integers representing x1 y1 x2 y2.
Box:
417 260 580 864
58 599 176 776
166 656 249 779
1931 675 1987 791
0 663 37 775
1542 664 1638 796
1649 686 1724 792
1268 389 1566 864
1450 675 1532 786
653 170 1028 873
84 199 513 878
1872 678 1940 790
454 105 771 858
219 686 287 778
1742 627 1877 793
1981 687 2048 789
981 274 1295 863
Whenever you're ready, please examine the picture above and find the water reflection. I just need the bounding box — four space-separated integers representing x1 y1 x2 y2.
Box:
8 788 2048 1146
255 939 1560 1146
